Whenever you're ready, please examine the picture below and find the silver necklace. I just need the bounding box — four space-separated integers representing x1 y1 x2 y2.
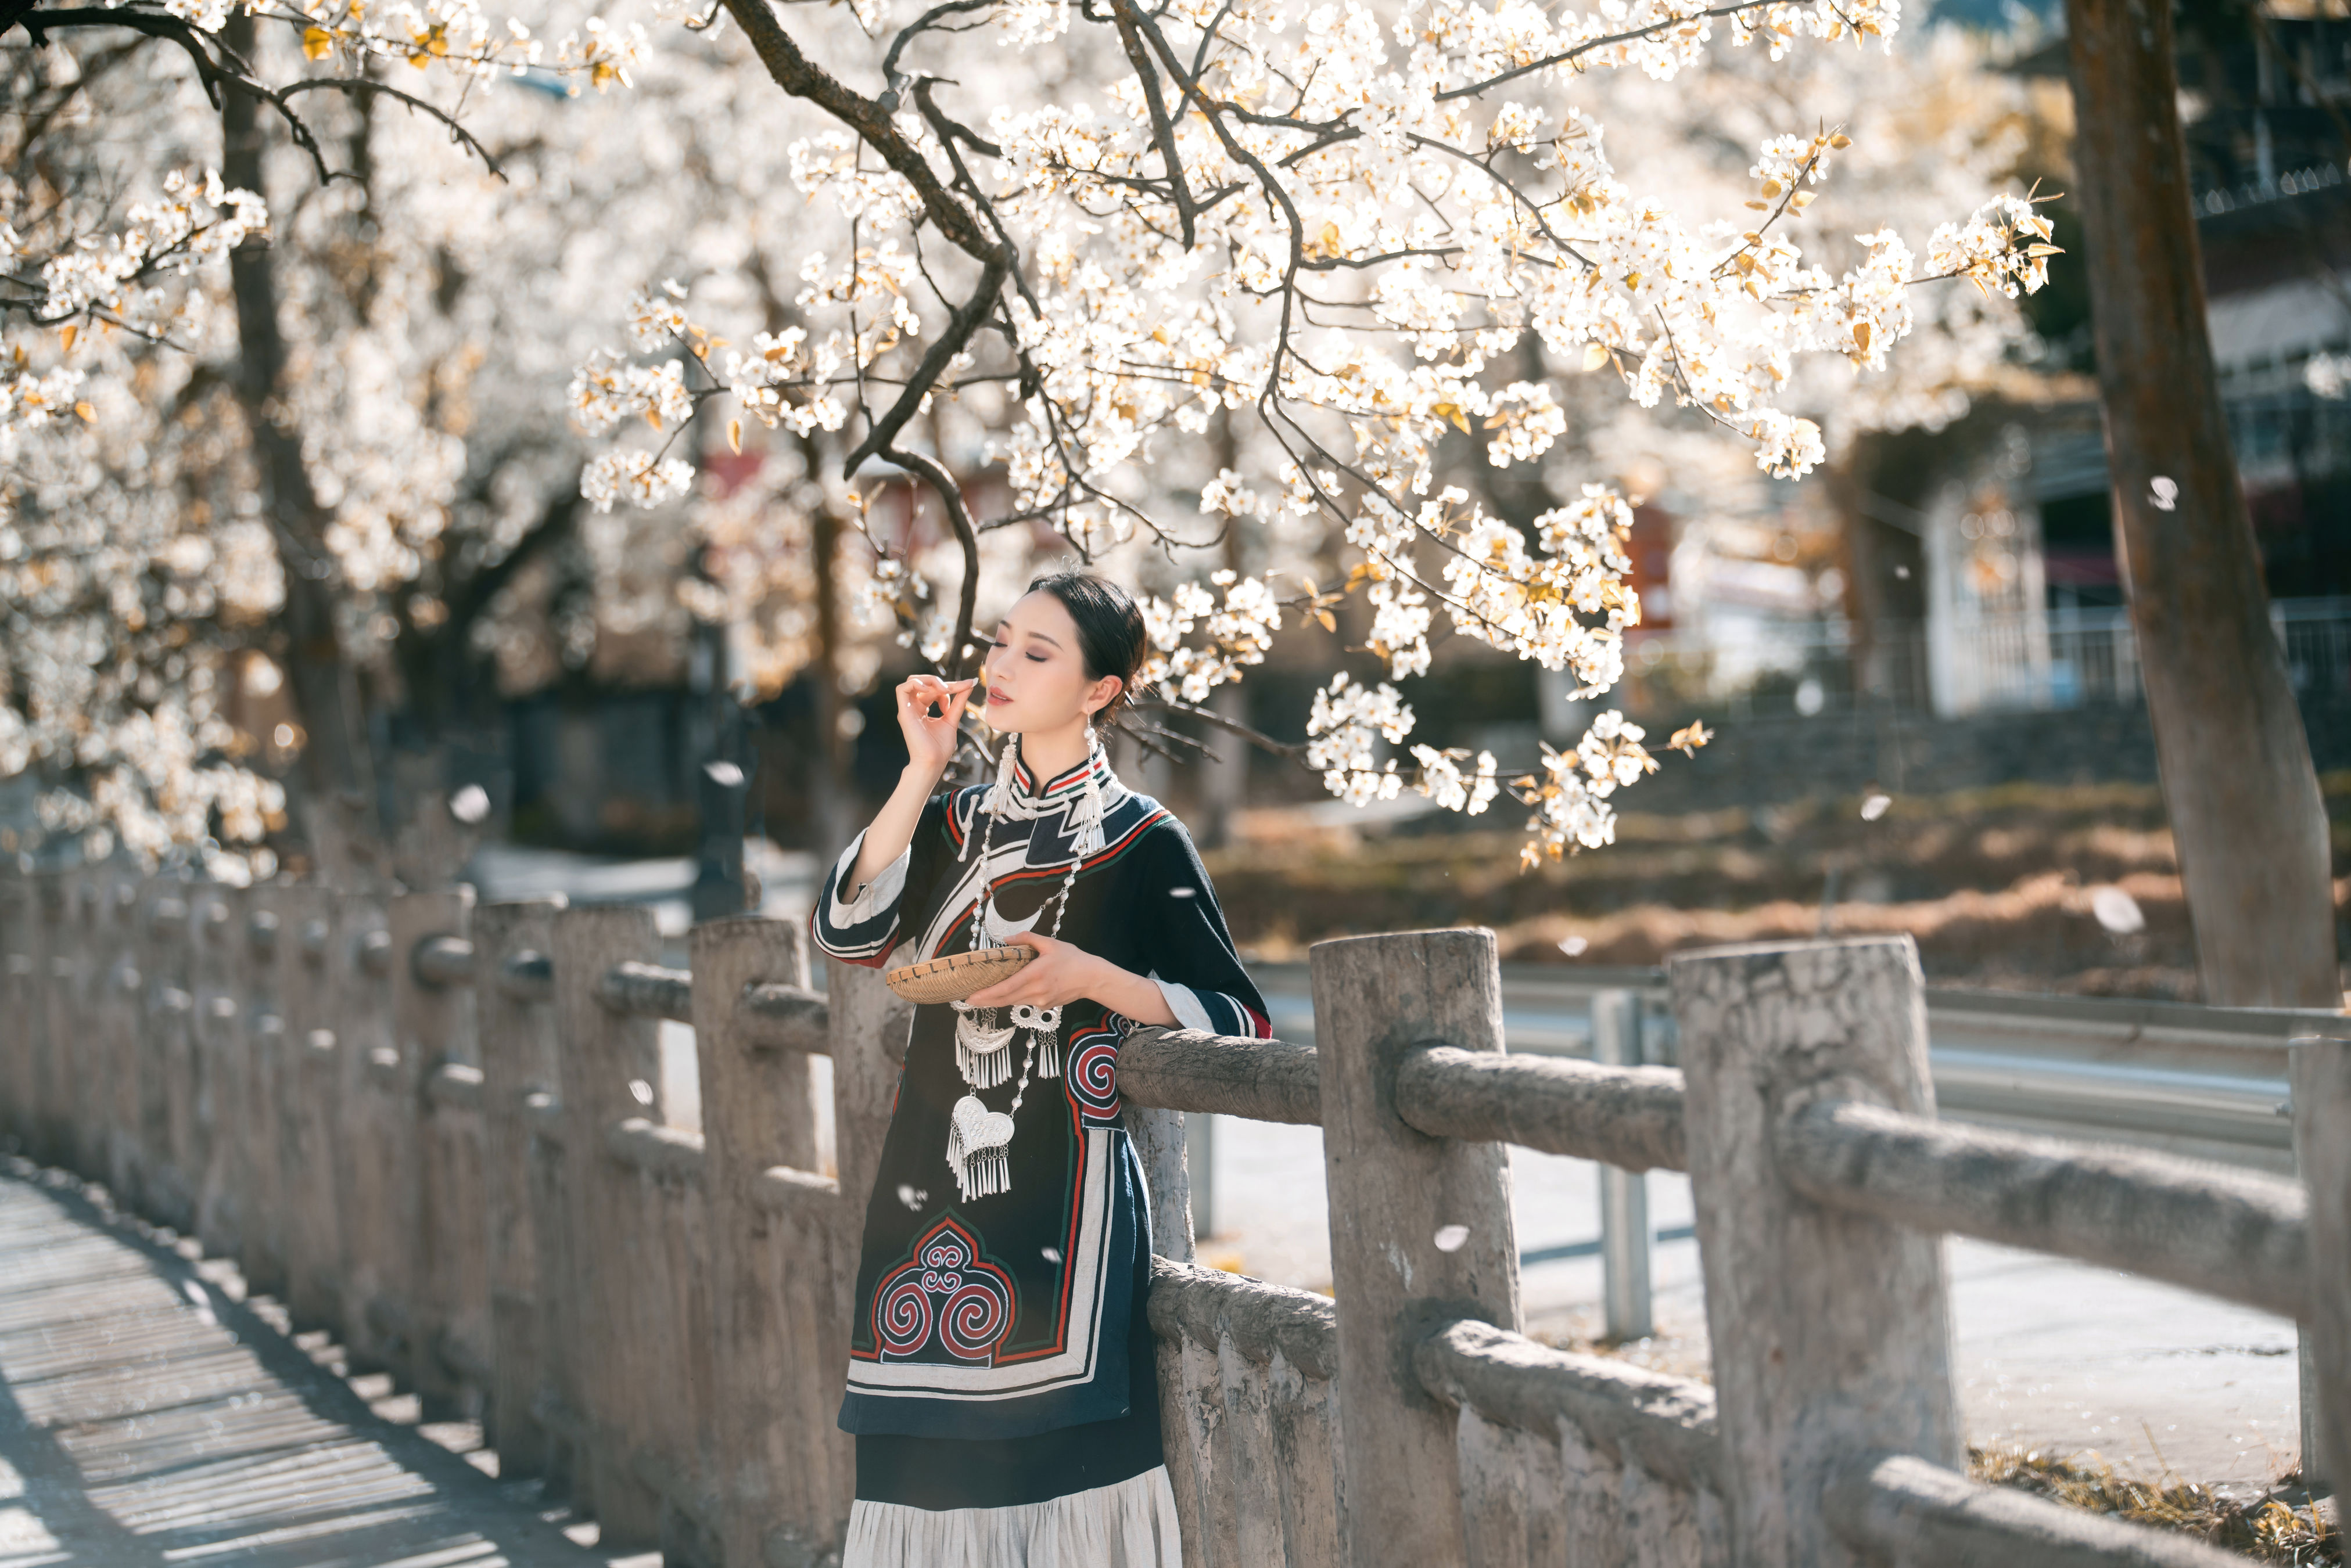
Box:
943 729 1108 1203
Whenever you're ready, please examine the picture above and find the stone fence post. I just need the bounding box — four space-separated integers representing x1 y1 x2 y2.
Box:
551 902 667 1548
475 896 565 1476
1667 936 1960 1568
1312 926 1520 1568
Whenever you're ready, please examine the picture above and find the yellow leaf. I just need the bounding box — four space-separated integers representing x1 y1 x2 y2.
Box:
727 418 742 455
1791 190 1815 210
59 324 76 353
1318 221 1343 254
644 407 663 431
1853 319 1872 354
74 401 95 422
1315 609 1337 632
303 25 334 57
1829 133 1852 149
1744 199 1770 211
1430 400 1469 434
2026 243 2063 257
1582 341 1609 372
1760 179 1782 197
1623 271 1642 290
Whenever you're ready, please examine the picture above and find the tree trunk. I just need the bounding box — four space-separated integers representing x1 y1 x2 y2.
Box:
2065 0 2338 1010
220 16 379 834
808 497 859 859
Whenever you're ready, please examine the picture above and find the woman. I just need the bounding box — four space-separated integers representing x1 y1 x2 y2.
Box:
810 569 1271 1566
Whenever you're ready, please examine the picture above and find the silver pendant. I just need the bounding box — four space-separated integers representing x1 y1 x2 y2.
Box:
952 1000 1017 1089
1010 1002 1063 1079
946 1094 1015 1201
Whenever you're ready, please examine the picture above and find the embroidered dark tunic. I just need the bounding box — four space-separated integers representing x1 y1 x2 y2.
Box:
809 745 1269 1504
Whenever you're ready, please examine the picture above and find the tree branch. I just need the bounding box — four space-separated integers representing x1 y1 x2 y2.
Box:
717 0 1008 267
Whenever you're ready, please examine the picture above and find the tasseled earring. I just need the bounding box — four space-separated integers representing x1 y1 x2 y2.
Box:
1075 728 1107 858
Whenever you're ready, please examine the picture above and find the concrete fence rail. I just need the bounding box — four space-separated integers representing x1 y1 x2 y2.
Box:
1 862 2344 1568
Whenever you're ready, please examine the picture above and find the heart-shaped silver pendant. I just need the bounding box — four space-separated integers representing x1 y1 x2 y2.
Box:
946 1094 1017 1201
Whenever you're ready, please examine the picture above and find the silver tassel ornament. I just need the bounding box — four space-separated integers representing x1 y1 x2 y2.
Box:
947 1094 1014 1202
952 1000 1018 1088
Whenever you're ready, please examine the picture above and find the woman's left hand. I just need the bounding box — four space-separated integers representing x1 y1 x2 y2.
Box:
964 930 1110 1010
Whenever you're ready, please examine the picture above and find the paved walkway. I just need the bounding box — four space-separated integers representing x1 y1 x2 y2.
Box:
0 1168 615 1568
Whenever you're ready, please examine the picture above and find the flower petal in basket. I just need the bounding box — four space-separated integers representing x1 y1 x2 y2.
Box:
884 945 1035 1005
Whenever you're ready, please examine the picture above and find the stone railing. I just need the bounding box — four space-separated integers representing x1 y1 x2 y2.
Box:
2 865 2342 1568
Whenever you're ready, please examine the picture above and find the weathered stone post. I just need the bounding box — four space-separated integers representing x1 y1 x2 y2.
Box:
789 955 914 1565
2292 1035 2351 1492
694 915 827 1565
91 873 139 1195
30 869 73 1169
338 898 410 1373
551 902 666 1548
142 882 198 1230
0 869 30 1147
192 887 247 1258
825 958 913 1271
473 896 564 1476
394 886 482 1417
1312 927 1520 1568
241 891 288 1297
277 885 345 1330
1666 935 1959 1568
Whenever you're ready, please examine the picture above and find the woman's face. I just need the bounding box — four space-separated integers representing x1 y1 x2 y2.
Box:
980 591 1118 732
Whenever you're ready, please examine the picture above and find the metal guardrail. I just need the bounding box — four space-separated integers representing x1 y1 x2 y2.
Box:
1247 961 2316 1175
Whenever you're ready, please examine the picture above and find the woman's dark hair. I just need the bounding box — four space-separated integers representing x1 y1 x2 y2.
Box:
1024 569 1148 728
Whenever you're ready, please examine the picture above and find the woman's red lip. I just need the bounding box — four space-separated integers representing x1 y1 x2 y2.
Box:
986 687 1008 703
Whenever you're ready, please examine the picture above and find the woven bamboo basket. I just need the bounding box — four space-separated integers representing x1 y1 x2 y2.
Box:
883 945 1034 1005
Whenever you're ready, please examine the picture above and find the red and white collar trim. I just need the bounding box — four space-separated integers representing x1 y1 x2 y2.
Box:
1009 744 1116 802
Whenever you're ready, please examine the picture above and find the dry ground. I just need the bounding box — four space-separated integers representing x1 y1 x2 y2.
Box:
1207 772 2351 1001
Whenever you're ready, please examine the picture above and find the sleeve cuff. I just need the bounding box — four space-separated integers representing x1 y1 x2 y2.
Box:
1148 973 1218 1034
828 828 910 926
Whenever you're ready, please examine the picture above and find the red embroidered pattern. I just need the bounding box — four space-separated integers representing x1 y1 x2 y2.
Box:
873 1216 1017 1363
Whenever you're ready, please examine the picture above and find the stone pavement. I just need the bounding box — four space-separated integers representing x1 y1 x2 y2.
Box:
0 1167 641 1568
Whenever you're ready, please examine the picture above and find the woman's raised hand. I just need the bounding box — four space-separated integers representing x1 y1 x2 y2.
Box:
896 673 977 778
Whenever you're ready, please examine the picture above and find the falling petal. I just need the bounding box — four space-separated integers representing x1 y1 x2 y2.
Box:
896 1184 929 1211
1557 936 1589 957
1860 792 1892 822
2090 886 2146 934
1042 1246 1063 1263
629 1078 655 1106
1434 1224 1470 1253
449 784 491 825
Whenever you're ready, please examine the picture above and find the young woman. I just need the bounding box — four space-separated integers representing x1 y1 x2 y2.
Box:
810 569 1272 1566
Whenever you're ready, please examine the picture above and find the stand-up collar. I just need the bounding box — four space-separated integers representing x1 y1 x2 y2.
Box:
1008 740 1118 806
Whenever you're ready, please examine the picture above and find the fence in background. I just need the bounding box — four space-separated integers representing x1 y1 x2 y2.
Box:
2 864 2345 1568
1618 595 2351 721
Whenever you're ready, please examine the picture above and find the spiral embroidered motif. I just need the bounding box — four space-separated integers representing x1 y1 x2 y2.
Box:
1067 1034 1122 1119
872 1217 1016 1363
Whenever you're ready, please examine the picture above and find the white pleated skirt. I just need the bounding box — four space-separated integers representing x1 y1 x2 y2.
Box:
841 1463 1183 1568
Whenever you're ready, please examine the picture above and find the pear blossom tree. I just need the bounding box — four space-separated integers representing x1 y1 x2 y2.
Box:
1 6 931 873
577 0 2056 865
0 3 644 874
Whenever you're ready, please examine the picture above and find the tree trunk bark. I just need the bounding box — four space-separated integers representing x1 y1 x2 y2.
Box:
2064 0 2338 1010
220 17 378 826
